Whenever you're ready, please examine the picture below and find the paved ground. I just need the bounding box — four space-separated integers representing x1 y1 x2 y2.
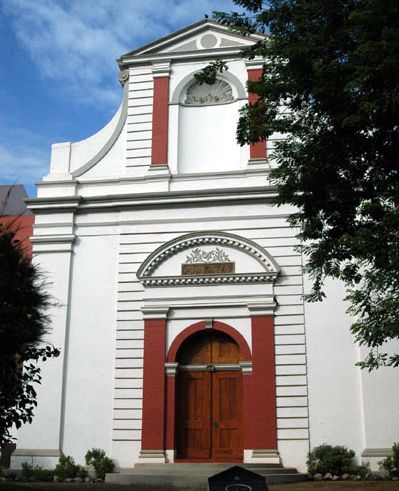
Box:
1 481 399 491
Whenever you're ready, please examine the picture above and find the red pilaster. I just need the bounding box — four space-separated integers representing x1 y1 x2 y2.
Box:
250 315 277 449
247 68 266 160
141 318 166 450
151 76 170 165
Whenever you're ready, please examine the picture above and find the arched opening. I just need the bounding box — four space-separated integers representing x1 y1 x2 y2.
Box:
169 73 249 174
175 330 244 461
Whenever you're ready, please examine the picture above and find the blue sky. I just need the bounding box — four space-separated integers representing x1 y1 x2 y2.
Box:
0 0 238 197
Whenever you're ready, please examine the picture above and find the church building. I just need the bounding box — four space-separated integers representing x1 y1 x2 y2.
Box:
12 20 399 476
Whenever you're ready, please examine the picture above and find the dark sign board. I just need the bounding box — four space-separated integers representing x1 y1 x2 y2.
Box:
208 465 268 491
182 262 235 276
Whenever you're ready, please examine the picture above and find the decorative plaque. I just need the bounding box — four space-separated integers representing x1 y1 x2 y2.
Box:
182 247 235 276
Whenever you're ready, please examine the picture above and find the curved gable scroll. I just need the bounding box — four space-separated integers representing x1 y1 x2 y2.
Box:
136 232 280 287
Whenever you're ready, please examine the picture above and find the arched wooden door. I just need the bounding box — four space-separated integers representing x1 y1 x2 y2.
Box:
175 331 243 460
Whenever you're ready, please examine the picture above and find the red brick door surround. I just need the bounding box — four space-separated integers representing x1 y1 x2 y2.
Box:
140 317 277 459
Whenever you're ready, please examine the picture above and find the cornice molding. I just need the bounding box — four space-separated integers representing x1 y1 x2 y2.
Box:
27 186 279 215
30 234 76 254
120 48 248 67
141 306 170 319
361 448 393 457
78 186 277 212
119 20 263 58
30 234 76 245
142 273 276 287
247 301 277 316
246 57 264 71
151 61 171 78
26 196 81 213
36 165 271 187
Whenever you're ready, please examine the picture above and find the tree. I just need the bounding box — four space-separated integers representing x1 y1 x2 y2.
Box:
0 221 59 446
197 0 399 369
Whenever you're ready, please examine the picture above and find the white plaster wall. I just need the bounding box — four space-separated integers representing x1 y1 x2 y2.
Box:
177 101 246 174
304 276 365 460
62 234 118 464
82 122 127 179
11 252 72 452
169 60 250 174
360 341 399 450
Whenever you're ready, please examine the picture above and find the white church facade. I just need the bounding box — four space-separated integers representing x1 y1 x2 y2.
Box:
12 20 399 473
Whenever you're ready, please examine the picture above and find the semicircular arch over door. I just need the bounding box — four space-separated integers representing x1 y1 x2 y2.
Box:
176 331 244 461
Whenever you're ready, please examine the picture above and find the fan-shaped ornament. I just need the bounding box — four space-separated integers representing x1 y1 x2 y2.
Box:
184 79 234 106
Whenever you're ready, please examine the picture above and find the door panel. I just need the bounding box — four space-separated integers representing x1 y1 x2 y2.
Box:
176 371 211 458
212 371 243 459
211 335 242 364
177 331 242 365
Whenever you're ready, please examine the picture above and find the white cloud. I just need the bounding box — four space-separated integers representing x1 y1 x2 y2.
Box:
2 0 237 108
0 141 49 185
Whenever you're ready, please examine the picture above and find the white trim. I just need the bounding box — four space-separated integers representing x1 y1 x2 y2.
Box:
165 362 179 376
119 20 263 59
246 449 281 464
151 61 171 78
239 361 253 374
247 301 277 316
12 449 61 457
245 57 264 71
137 450 166 463
361 448 393 457
141 306 169 319
179 364 244 372
142 273 276 287
30 234 76 245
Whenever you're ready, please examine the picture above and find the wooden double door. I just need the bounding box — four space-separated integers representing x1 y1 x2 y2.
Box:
176 331 243 460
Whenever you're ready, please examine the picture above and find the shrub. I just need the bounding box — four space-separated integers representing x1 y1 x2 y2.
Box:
352 462 370 478
21 463 34 480
76 466 88 480
85 448 114 480
20 463 55 482
32 468 56 482
380 442 399 478
54 455 78 480
307 444 355 476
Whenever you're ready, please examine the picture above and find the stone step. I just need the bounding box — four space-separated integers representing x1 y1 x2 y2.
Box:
106 463 308 487
129 463 286 471
106 472 308 487
119 466 298 476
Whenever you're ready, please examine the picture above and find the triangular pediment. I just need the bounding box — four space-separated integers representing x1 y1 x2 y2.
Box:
120 20 262 60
